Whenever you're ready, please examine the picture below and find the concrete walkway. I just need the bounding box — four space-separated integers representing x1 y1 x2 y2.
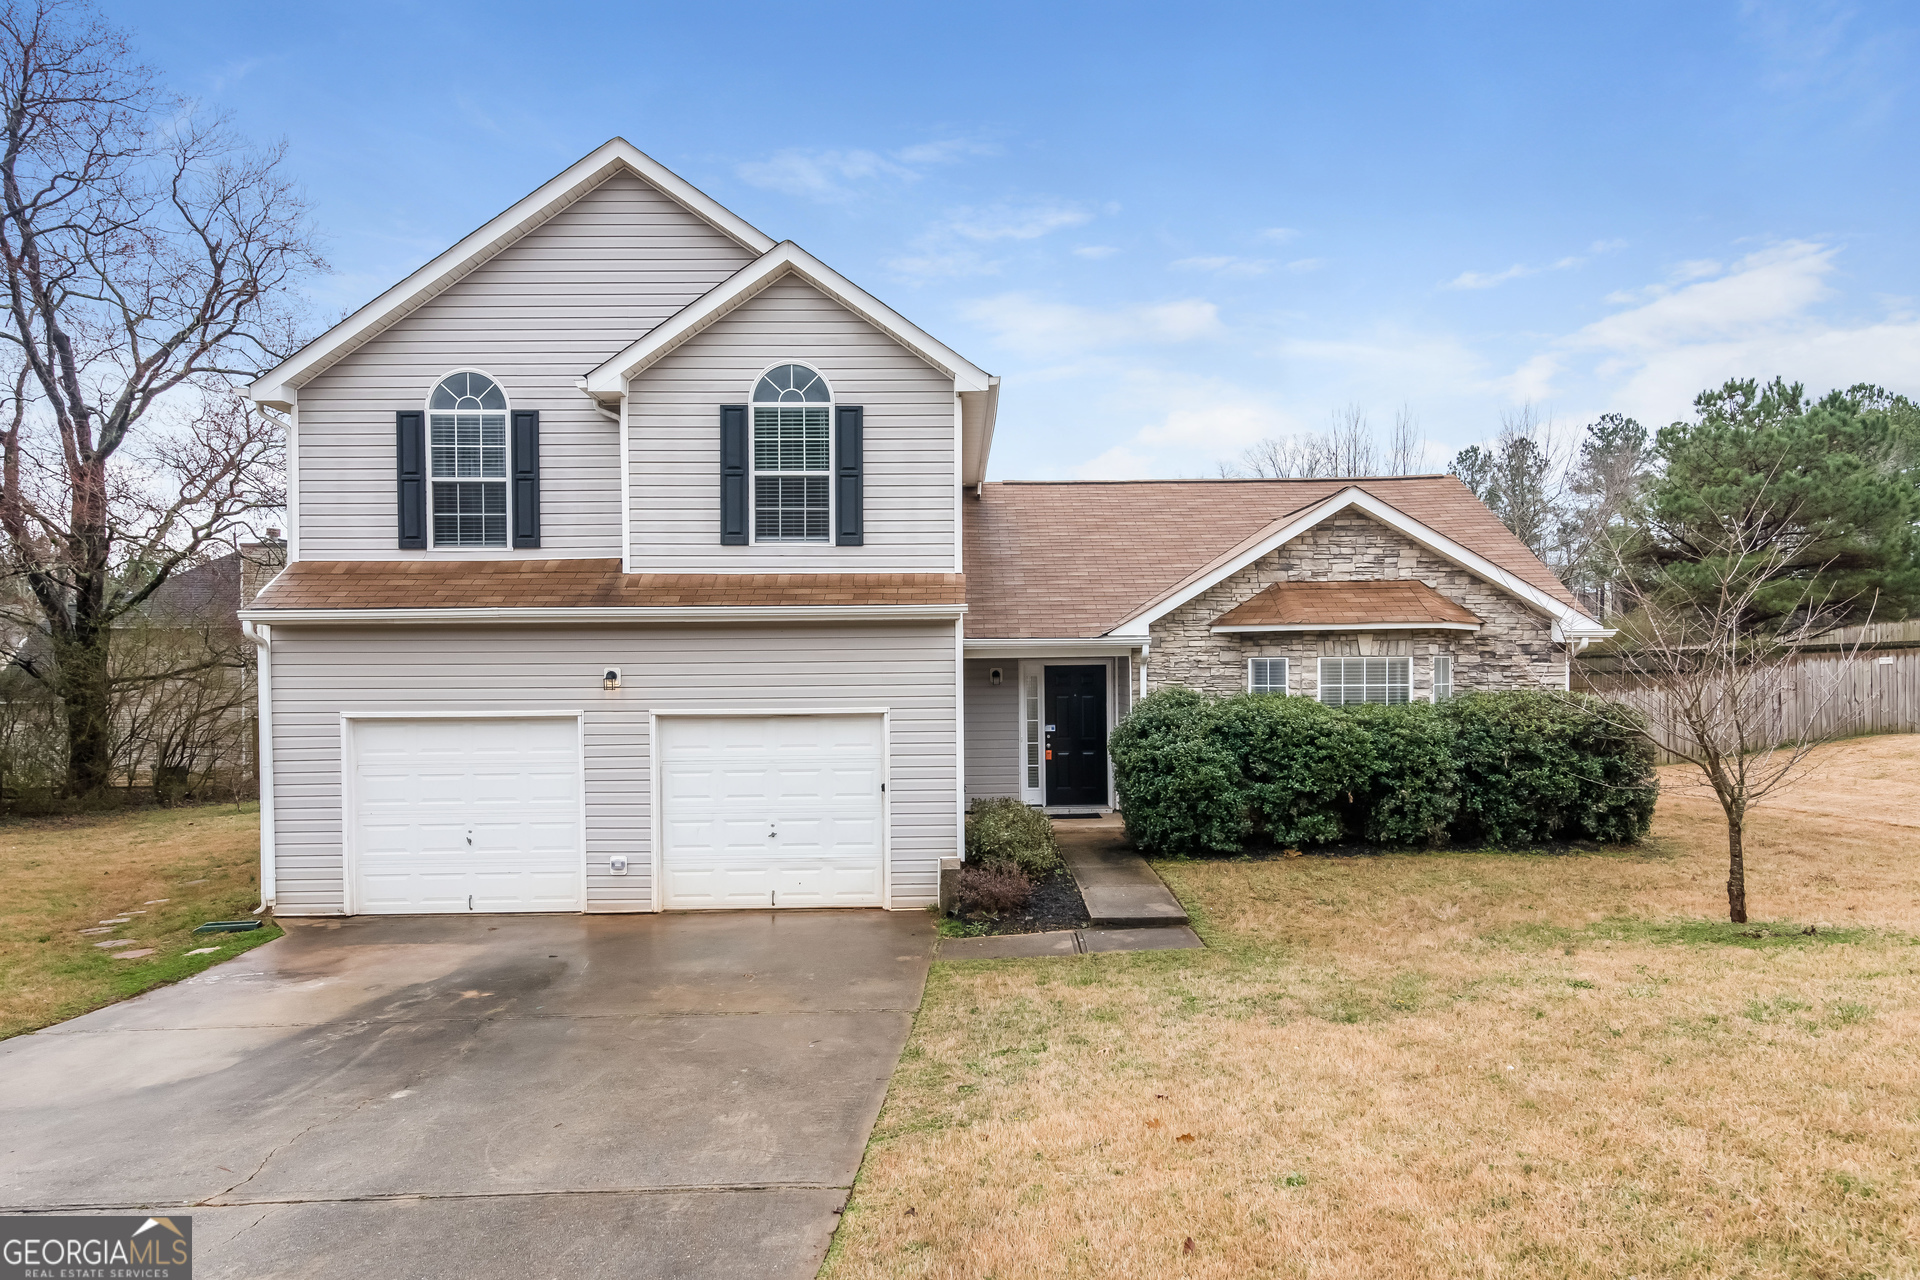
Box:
1055 816 1191 927
937 817 1203 960
0 910 934 1280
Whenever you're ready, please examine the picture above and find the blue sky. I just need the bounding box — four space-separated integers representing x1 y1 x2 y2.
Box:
111 0 1920 480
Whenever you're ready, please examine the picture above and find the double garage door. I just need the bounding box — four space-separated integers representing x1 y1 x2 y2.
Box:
347 714 884 914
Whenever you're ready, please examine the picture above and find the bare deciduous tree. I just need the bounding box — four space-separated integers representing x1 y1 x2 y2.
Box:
1224 402 1429 480
1581 521 1872 923
0 0 319 794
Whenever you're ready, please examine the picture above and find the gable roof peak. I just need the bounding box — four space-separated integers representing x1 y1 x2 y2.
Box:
249 138 775 409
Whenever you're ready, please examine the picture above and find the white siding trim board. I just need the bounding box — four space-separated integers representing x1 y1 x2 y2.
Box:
242 605 968 625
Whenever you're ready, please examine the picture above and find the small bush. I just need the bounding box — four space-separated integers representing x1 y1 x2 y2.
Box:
949 862 1034 916
966 797 1063 876
1110 687 1657 856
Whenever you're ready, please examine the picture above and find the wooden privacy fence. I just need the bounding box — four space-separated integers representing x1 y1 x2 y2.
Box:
1574 640 1920 763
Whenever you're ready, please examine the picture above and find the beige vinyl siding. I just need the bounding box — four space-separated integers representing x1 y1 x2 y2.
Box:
294 171 755 560
627 275 957 572
963 659 1020 800
265 622 957 913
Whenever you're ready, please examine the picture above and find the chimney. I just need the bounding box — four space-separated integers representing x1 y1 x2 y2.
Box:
240 527 289 605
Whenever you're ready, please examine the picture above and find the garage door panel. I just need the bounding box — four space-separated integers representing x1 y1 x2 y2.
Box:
349 718 581 915
660 715 884 910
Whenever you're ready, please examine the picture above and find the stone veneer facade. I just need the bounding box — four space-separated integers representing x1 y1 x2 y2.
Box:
1147 512 1567 699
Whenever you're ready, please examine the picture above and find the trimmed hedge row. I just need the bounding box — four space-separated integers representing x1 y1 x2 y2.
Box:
1110 689 1658 856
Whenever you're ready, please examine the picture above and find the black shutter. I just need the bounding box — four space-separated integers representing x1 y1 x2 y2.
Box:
835 404 864 547
511 409 540 548
719 404 748 545
396 411 426 549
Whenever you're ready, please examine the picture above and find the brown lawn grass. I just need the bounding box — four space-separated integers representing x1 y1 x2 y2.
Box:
0 801 281 1039
823 734 1920 1279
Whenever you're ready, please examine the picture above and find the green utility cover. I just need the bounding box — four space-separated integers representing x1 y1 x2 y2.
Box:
192 920 264 935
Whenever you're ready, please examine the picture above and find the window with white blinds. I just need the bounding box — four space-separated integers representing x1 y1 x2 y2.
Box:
428 371 508 547
752 364 832 542
1317 657 1411 705
1248 657 1288 694
1432 654 1453 701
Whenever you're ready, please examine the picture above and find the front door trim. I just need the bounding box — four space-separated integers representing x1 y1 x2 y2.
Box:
649 707 892 913
1013 658 1126 808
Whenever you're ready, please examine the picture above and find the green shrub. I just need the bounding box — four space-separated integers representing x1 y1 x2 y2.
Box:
1110 688 1657 855
1442 692 1657 845
1347 700 1461 845
965 797 1063 876
1109 687 1247 855
1215 695 1371 846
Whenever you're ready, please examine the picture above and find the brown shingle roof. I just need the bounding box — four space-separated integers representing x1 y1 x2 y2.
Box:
963 475 1586 639
1212 580 1483 630
249 559 966 611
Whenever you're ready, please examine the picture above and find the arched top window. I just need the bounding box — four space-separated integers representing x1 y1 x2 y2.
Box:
427 371 509 546
431 370 507 412
753 363 831 404
749 364 830 541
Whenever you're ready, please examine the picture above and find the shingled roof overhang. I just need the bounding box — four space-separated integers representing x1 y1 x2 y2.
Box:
1210 580 1484 634
239 559 967 625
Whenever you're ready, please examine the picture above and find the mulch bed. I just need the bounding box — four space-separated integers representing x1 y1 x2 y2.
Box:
947 868 1091 936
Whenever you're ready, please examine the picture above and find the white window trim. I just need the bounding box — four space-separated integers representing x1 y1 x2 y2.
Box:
425 367 513 552
748 361 835 546
1432 653 1453 702
1247 656 1290 694
1316 655 1412 705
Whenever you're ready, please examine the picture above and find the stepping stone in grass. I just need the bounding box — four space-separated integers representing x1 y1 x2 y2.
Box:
99 918 130 925
186 946 220 956
93 940 136 949
145 899 169 904
79 927 115 936
181 879 208 886
112 949 155 960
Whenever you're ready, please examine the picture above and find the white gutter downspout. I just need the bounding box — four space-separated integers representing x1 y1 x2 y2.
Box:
242 620 276 913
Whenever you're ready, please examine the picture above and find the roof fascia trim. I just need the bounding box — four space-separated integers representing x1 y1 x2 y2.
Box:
1210 621 1483 634
249 139 775 408
1109 487 1598 637
963 636 1142 657
239 603 966 625
584 241 992 396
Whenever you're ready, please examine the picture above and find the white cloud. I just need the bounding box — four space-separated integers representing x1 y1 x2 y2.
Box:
734 148 914 199
885 250 999 280
1286 258 1324 274
949 203 1092 241
892 138 999 165
1258 227 1301 243
960 293 1224 355
735 138 996 200
1444 239 1625 290
1504 239 1920 420
1445 263 1535 291
1073 245 1118 259
1172 255 1272 278
1073 445 1156 480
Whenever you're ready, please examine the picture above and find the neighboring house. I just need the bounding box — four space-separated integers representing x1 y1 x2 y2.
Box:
241 138 1610 919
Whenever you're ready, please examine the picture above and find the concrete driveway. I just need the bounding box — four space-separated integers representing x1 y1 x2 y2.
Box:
0 910 934 1279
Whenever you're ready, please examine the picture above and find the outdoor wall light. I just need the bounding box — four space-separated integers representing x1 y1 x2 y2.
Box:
602 667 622 691
989 667 1003 685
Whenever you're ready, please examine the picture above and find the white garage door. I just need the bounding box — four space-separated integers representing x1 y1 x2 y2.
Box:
659 714 885 909
350 717 582 914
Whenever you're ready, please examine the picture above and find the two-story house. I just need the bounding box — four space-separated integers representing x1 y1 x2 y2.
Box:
243 139 1610 918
